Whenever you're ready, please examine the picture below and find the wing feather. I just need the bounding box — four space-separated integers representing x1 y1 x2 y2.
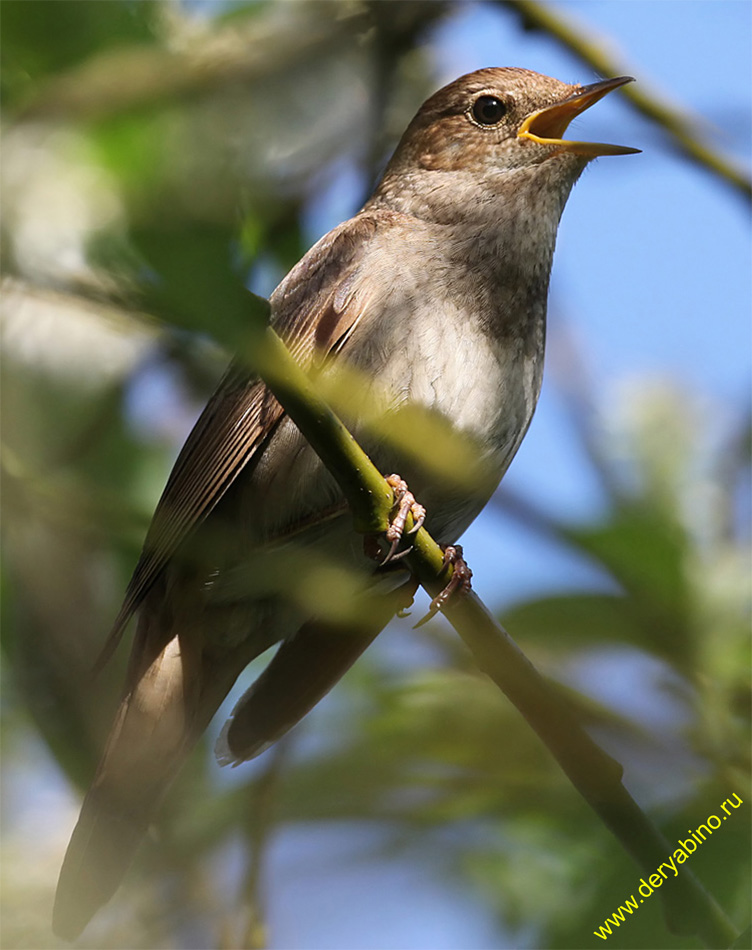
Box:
97 210 393 666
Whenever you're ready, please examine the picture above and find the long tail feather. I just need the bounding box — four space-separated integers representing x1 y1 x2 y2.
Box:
53 602 247 939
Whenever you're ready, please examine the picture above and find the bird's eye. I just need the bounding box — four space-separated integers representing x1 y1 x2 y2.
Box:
471 95 507 126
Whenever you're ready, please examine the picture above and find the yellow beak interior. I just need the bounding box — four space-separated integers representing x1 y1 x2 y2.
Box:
518 76 640 157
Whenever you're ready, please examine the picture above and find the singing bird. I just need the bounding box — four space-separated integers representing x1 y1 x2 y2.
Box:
54 67 638 939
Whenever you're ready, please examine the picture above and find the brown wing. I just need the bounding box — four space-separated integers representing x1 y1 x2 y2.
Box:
96 210 392 667
270 210 383 358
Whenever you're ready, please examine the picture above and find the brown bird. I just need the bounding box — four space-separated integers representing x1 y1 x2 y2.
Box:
53 67 638 939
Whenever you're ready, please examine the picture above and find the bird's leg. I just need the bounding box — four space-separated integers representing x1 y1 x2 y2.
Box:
363 475 471 621
363 474 426 564
414 545 473 628
363 475 426 569
382 474 426 563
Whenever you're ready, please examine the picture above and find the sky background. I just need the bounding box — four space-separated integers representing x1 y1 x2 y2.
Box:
7 2 749 948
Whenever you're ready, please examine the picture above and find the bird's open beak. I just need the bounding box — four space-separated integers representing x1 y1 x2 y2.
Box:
518 76 640 157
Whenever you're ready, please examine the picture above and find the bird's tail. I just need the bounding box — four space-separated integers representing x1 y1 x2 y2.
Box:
52 603 246 941
216 577 416 764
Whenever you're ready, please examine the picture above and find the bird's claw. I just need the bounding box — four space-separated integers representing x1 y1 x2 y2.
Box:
413 545 473 628
380 475 426 565
364 479 470 626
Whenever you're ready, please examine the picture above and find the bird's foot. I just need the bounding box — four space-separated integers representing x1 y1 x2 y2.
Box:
362 477 471 624
414 545 473 628
380 474 426 564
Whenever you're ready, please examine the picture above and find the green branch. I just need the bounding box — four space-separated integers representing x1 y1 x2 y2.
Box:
243 296 738 950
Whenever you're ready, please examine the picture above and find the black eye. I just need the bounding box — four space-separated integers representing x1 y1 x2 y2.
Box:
471 95 507 126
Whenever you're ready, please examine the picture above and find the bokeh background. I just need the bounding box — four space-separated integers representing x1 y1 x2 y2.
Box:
1 2 750 948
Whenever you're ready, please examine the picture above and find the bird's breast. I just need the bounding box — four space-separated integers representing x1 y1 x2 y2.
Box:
327 286 545 540
251 236 547 544
351 283 544 463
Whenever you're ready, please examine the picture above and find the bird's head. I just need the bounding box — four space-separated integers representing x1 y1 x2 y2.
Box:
370 67 639 225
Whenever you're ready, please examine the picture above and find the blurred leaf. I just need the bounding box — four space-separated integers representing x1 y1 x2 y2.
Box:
502 593 644 649
565 502 692 666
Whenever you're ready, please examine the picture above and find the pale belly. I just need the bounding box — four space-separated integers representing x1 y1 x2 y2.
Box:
246 297 543 546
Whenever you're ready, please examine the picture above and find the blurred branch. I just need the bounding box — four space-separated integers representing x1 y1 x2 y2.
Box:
240 297 738 949
715 413 752 544
234 738 293 950
12 1 449 126
1 275 161 346
548 320 627 503
14 3 363 122
501 0 752 203
360 1 452 195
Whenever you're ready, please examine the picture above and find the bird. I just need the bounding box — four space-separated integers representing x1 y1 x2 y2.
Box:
53 67 638 940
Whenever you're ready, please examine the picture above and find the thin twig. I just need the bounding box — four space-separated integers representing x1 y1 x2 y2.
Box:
14 5 363 122
235 738 293 950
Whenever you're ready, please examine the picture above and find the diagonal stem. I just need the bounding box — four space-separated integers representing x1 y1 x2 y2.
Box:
246 299 739 949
